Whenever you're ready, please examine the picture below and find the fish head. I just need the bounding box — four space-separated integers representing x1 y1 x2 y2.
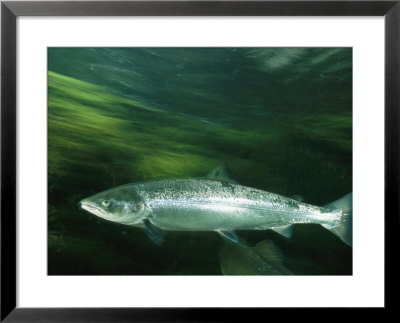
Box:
79 185 149 225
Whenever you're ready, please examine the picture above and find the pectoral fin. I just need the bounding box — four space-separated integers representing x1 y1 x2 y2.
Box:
217 230 247 247
143 219 166 245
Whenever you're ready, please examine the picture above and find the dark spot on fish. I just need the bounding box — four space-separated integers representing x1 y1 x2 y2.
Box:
221 182 235 193
215 170 220 176
286 200 300 209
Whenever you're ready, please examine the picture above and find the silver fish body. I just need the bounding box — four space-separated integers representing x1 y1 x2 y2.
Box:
79 171 353 247
131 179 341 231
80 165 352 245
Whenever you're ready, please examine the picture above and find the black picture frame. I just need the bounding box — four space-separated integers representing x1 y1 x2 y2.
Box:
1 0 398 321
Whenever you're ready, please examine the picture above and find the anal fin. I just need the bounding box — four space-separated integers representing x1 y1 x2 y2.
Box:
271 225 294 239
217 230 247 247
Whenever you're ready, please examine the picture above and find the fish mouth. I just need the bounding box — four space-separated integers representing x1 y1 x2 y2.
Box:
79 201 109 219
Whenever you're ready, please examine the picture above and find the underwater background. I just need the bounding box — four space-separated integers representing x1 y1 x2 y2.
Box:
48 48 352 275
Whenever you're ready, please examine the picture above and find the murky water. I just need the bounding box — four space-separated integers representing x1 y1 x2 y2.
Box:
48 48 352 275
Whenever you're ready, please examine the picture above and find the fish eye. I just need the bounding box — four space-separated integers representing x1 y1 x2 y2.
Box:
102 200 110 207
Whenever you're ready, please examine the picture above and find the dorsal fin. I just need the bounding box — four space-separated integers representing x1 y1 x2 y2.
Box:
291 194 304 202
205 164 238 184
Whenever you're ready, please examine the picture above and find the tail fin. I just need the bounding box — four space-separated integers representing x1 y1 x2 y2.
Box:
324 193 352 247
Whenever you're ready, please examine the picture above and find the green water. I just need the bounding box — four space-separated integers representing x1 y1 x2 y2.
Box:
48 48 352 275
